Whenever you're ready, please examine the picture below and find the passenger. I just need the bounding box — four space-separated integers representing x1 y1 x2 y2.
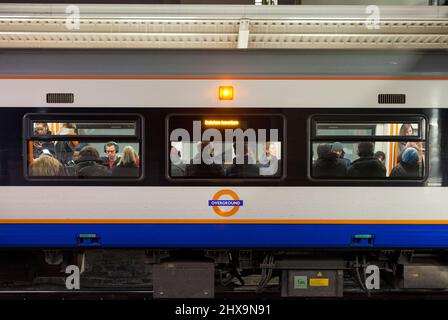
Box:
347 142 386 178
186 141 224 177
170 146 186 176
397 123 420 162
75 146 109 177
259 142 280 176
32 122 55 159
312 144 347 178
101 141 121 171
374 151 386 166
390 148 421 178
111 146 139 177
29 155 64 177
331 142 351 168
55 123 78 165
226 141 260 177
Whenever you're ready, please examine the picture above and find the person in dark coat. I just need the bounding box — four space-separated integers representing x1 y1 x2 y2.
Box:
111 146 140 177
32 122 55 159
312 144 347 178
331 142 351 168
347 142 386 178
390 147 421 178
186 141 225 178
75 146 109 177
226 141 259 178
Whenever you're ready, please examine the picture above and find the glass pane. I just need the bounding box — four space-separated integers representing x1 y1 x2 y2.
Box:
169 115 283 178
32 121 136 136
311 141 425 179
28 140 141 178
316 122 420 137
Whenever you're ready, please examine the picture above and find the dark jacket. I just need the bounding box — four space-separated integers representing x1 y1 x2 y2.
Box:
101 156 121 171
347 156 386 178
390 162 421 178
111 163 139 177
185 154 225 178
339 157 351 168
55 141 75 164
171 163 186 177
33 141 55 159
312 156 347 178
226 156 259 177
186 164 224 177
75 160 109 177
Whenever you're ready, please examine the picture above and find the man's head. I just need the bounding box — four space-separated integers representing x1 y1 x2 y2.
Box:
80 146 101 162
357 142 375 158
331 142 344 158
317 144 332 159
34 123 49 136
375 151 386 164
104 142 119 161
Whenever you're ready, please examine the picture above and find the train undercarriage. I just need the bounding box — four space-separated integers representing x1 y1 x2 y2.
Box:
1 249 448 299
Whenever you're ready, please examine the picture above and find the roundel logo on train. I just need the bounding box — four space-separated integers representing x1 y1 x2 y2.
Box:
208 189 243 217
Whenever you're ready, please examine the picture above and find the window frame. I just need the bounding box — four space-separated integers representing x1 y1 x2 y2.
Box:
308 114 429 183
23 113 145 181
165 112 287 182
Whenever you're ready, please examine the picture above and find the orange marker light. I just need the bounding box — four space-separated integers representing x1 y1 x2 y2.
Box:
219 86 234 100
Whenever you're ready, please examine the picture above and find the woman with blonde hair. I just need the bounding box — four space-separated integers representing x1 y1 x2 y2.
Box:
111 146 139 177
29 155 64 176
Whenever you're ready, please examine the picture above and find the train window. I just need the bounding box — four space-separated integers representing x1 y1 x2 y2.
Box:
168 114 284 179
25 115 142 179
310 116 427 180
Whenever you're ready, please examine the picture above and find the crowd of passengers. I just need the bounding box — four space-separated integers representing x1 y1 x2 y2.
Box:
29 122 139 177
312 141 422 178
171 141 280 177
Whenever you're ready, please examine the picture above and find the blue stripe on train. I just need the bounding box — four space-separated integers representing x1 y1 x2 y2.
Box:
0 224 447 248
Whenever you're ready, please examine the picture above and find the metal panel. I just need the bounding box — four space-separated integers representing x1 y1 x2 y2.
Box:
0 49 447 76
403 264 448 289
153 260 214 298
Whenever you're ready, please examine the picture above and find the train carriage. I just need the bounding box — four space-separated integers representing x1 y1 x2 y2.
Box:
1 49 448 296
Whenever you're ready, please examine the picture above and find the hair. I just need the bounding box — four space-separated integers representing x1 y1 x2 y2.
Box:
317 144 332 159
374 151 386 161
79 146 101 162
399 123 414 136
62 123 76 129
357 142 375 157
118 146 138 166
35 122 49 129
29 155 64 176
